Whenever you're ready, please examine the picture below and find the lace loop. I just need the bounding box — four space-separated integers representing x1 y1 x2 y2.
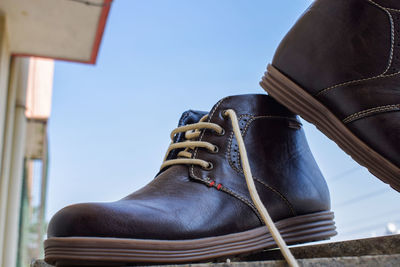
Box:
169 122 223 140
202 161 213 171
211 145 219 153
160 115 223 171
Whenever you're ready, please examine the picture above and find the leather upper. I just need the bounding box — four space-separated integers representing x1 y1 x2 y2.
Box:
272 0 400 167
273 0 391 95
47 94 331 240
374 0 400 9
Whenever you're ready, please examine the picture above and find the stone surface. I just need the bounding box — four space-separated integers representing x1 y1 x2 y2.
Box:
240 234 400 261
31 255 400 267
32 234 400 266
31 260 48 267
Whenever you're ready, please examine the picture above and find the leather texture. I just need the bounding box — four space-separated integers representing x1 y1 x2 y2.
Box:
47 94 331 240
374 0 400 9
272 0 400 167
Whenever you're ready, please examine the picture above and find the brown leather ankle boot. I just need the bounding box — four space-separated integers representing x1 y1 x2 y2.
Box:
261 0 400 191
45 94 336 266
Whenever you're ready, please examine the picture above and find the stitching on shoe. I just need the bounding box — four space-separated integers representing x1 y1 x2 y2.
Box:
367 0 394 75
315 71 400 97
228 115 301 175
343 104 400 123
227 114 252 174
236 115 300 172
315 0 398 96
387 8 400 12
187 97 263 221
228 115 299 217
206 179 263 222
219 185 263 222
227 131 237 171
373 1 396 75
243 116 299 218
190 96 228 180
253 177 297 216
227 131 238 172
241 116 301 136
178 111 190 127
186 97 263 221
189 101 299 224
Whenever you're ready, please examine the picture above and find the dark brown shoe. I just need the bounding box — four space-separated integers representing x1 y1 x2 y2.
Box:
44 94 336 266
261 0 400 191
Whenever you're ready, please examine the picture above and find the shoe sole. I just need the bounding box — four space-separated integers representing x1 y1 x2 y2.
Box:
44 211 336 266
261 64 400 192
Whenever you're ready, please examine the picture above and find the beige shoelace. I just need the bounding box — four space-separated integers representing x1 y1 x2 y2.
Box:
161 109 298 267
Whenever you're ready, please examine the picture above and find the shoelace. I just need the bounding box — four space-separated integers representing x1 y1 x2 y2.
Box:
161 109 299 267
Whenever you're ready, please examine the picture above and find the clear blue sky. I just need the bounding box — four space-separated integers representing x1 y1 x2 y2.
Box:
45 0 400 241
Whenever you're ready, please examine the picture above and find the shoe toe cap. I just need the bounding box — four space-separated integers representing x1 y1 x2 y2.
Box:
47 202 129 238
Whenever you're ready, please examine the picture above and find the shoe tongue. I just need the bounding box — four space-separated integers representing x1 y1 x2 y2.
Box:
177 110 208 128
207 94 294 120
166 110 208 161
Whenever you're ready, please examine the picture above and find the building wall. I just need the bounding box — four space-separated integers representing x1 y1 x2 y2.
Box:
0 14 12 264
1 58 29 267
0 16 10 179
0 2 97 264
0 15 31 267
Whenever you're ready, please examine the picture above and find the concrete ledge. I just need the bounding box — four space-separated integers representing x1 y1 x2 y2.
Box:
240 234 400 261
31 234 400 266
31 254 400 267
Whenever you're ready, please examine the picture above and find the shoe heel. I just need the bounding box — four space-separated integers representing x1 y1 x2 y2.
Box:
276 211 337 246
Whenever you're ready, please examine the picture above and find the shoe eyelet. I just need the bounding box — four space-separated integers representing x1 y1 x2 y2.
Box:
202 162 214 171
220 109 228 119
211 145 219 153
217 128 225 136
